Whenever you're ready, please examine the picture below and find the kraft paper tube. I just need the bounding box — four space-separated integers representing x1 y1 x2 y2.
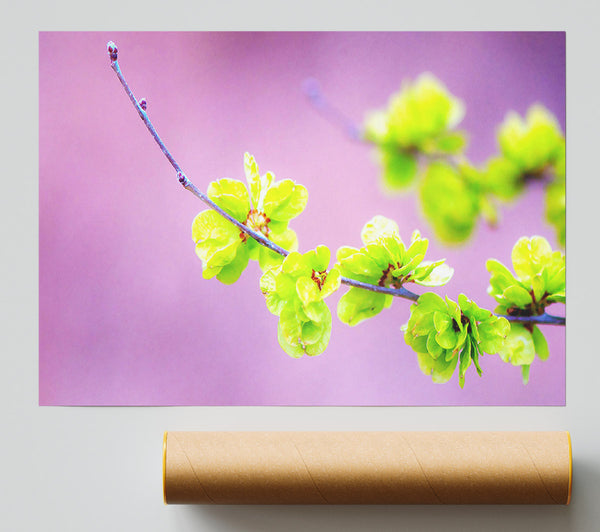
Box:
163 431 572 505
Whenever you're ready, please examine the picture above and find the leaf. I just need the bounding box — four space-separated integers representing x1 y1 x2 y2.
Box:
522 364 531 384
380 149 418 191
337 287 389 326
486 259 518 287
458 341 472 388
531 325 550 361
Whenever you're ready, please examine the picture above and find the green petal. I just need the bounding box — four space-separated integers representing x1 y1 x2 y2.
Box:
244 152 262 207
416 350 459 384
405 237 428 261
192 209 240 246
258 246 286 272
320 267 342 299
296 276 320 306
200 239 240 270
433 311 452 333
426 332 444 359
282 251 311 277
270 226 299 252
436 328 458 349
207 178 250 222
336 248 381 280
502 285 533 307
511 236 552 281
263 179 308 222
434 131 467 154
215 244 250 284
445 296 461 322
312 245 331 271
414 262 454 287
416 292 447 312
531 275 545 302
497 324 536 366
361 215 400 245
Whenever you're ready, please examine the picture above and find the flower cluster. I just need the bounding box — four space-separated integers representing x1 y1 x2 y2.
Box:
403 293 509 387
336 216 453 326
419 161 488 244
487 236 565 383
485 105 565 247
191 153 308 283
260 246 340 357
363 74 466 190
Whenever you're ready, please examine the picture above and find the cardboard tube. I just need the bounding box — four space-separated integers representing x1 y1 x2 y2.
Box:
163 431 572 505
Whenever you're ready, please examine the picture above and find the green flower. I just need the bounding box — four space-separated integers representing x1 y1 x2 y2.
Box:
497 105 564 176
336 216 453 326
487 236 565 381
364 74 467 191
497 323 549 384
483 156 524 201
420 161 482 244
260 246 341 358
545 141 566 248
403 293 509 387
192 153 307 283
487 236 565 314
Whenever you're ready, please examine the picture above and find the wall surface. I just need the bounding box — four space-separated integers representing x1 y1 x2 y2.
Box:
2 1 599 531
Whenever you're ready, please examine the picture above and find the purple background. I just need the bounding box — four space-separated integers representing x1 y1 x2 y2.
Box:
39 32 565 405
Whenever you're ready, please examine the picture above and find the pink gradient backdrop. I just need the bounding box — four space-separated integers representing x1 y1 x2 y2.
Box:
39 32 565 405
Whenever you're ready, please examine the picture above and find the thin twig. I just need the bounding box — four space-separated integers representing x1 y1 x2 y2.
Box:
302 78 466 165
502 313 565 326
302 78 363 141
107 42 565 327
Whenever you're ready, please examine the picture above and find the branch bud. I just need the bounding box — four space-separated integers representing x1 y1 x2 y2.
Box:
107 41 118 62
177 172 189 186
139 98 147 111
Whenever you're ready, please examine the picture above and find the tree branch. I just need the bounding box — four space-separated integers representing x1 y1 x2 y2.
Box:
107 42 564 327
502 313 565 326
